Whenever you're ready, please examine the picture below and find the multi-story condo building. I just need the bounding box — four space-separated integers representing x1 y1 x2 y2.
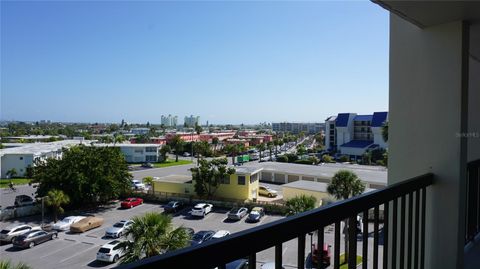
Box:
271 122 324 135
161 114 178 127
130 127 150 135
184 115 200 127
325 112 388 157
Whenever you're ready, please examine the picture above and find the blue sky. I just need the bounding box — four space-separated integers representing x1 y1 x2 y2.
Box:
1 1 389 125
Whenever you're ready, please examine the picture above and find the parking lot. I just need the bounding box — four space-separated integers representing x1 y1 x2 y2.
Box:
0 200 384 269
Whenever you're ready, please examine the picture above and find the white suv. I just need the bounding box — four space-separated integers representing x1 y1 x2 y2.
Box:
191 203 213 217
131 180 146 190
96 240 126 263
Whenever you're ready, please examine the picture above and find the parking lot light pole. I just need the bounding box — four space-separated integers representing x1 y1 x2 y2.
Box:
39 196 48 228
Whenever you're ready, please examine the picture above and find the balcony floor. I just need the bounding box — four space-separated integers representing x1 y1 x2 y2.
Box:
464 235 480 269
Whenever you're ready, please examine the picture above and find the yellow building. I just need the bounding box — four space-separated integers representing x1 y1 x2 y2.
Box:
152 166 262 202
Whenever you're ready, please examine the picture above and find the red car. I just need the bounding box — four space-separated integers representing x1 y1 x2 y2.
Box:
311 243 331 267
121 198 143 209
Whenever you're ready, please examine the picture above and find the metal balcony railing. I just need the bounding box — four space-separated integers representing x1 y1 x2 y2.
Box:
466 159 480 245
119 174 433 269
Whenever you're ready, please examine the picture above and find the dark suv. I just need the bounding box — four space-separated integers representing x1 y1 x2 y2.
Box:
14 195 35 207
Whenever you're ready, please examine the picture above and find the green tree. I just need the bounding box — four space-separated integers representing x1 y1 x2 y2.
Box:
159 145 171 162
135 134 150 144
296 144 307 156
119 212 191 263
194 123 203 135
382 121 388 142
0 260 32 269
191 158 235 199
113 134 125 145
25 165 34 178
327 170 365 261
33 145 132 208
169 135 184 162
223 144 240 164
45 189 70 223
285 195 317 216
6 168 18 179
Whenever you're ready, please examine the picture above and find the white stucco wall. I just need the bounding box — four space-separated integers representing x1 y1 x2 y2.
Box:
0 154 34 178
389 15 465 269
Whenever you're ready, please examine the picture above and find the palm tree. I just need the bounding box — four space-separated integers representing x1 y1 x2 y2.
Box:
212 137 219 155
119 212 190 263
382 122 389 142
327 170 365 261
6 168 17 179
267 141 274 160
0 260 32 269
169 135 184 162
257 143 266 161
143 176 154 194
224 144 238 164
45 189 70 223
159 145 171 162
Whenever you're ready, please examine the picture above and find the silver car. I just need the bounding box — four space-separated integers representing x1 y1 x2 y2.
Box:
0 224 41 243
227 207 248 221
52 216 86 231
105 220 134 238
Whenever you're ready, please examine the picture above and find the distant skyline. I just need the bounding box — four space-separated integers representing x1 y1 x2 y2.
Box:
1 1 389 125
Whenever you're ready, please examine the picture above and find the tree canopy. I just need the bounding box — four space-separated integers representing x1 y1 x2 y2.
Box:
327 170 365 200
285 195 317 215
33 145 132 208
190 158 235 198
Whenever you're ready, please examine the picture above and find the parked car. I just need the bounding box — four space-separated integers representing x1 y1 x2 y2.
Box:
141 162 153 168
227 207 248 221
190 230 215 246
164 201 183 213
311 243 332 267
131 180 146 190
12 230 58 248
258 185 278 198
215 259 249 269
183 152 191 157
121 197 143 209
14 195 35 207
246 207 265 223
191 203 213 217
0 224 42 243
96 240 127 263
212 230 230 239
52 216 86 231
70 216 104 233
105 220 134 238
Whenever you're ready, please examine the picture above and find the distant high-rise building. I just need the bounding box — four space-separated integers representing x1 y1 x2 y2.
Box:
184 115 200 127
161 114 178 127
271 122 324 135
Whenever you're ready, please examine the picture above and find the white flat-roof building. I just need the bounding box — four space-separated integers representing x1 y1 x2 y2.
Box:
94 143 161 163
0 140 91 178
240 161 387 189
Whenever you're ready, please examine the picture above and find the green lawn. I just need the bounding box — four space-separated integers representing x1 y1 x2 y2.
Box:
152 159 192 168
339 254 362 269
0 178 32 188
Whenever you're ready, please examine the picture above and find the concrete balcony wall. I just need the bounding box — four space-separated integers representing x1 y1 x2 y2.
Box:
468 22 480 163
389 14 466 269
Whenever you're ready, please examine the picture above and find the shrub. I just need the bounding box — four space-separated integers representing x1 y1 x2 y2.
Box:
294 159 313 165
285 153 298 163
322 155 334 163
285 195 317 215
339 155 349 162
276 155 288 163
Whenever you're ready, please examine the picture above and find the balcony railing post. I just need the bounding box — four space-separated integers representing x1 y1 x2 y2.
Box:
348 216 357 268
383 201 389 269
362 210 368 269
275 243 282 269
297 234 305 269
334 221 341 269
317 227 325 269
373 206 379 269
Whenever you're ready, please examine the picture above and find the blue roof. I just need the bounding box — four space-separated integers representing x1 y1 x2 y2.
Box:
340 140 374 148
335 113 351 127
372 112 388 127
353 115 373 121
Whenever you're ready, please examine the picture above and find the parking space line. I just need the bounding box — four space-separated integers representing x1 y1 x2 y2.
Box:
58 244 98 263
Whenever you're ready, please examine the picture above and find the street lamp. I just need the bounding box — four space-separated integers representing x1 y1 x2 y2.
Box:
39 196 48 228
